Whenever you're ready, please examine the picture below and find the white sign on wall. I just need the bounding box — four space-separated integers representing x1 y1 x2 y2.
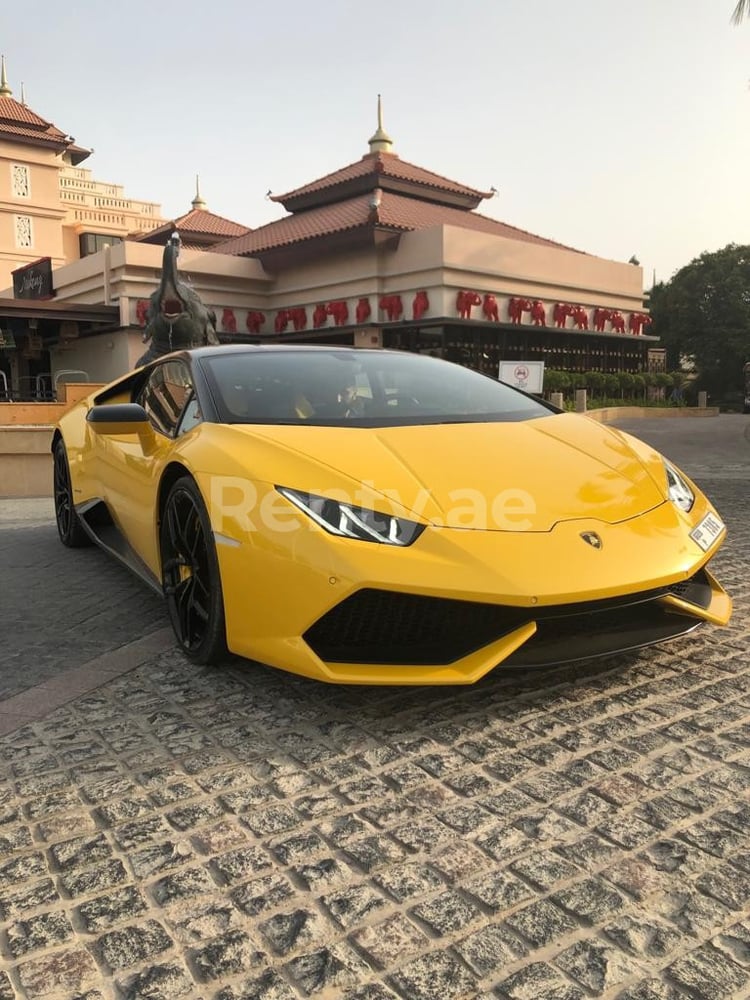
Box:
499 360 545 393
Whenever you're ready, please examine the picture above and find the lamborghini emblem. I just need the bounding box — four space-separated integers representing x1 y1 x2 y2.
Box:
580 531 603 550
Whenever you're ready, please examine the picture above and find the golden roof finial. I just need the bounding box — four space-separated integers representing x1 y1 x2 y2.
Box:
368 94 394 154
191 174 207 210
0 56 12 98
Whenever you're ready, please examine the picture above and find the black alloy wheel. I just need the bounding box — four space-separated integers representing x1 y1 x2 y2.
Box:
53 440 90 548
160 476 227 664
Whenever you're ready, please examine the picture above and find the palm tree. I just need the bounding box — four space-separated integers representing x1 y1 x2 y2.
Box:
732 0 749 23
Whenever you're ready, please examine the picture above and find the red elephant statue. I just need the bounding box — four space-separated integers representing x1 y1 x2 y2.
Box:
135 299 150 328
570 305 589 330
287 307 307 332
221 308 238 335
313 304 328 328
356 297 371 324
553 302 574 329
628 312 652 335
412 291 429 321
379 295 403 321
274 310 290 334
508 297 531 324
456 290 481 320
482 294 499 322
610 310 626 333
245 311 265 334
327 301 349 326
530 301 546 327
593 308 612 332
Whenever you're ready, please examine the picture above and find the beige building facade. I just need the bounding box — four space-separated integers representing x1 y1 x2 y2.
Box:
1 85 655 400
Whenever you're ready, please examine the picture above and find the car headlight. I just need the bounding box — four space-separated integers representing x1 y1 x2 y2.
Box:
664 461 694 512
277 487 425 545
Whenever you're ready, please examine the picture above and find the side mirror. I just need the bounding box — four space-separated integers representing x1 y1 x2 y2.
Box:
86 403 156 449
87 403 150 434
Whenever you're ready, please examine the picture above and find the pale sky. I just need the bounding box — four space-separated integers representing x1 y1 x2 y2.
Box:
3 0 749 287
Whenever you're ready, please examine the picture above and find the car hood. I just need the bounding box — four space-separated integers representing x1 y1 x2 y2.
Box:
223 412 668 531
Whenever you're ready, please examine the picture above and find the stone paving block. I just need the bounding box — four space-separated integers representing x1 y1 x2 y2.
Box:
350 912 429 968
322 883 388 929
212 845 273 884
454 923 527 976
555 938 641 993
463 868 535 914
49 832 112 871
232 873 297 916
285 942 371 996
510 849 581 891
17 947 100 998
497 960 585 1000
60 858 128 897
114 816 173 850
372 861 444 902
411 888 482 936
505 899 579 948
6 909 75 957
551 876 626 924
604 913 683 960
151 865 216 905
388 950 478 1000
192 928 266 980
168 898 241 946
259 907 332 957
0 852 47 886
129 840 194 879
97 919 173 971
343 835 409 873
667 942 749 998
695 862 750 910
615 978 686 1000
116 960 195 1000
217 968 297 999
77 885 149 932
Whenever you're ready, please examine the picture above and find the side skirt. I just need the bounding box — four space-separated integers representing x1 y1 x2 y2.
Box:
76 499 163 596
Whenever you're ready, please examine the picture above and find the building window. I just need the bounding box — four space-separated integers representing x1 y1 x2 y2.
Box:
79 233 123 257
11 164 30 199
15 216 33 248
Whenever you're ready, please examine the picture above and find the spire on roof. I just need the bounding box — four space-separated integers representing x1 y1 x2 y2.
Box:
20 81 26 105
368 94 394 154
191 174 207 210
0 56 12 98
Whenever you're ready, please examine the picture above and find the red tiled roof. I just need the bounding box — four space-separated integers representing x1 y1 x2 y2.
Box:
0 96 71 145
137 208 250 243
272 152 492 207
171 208 250 237
213 190 583 257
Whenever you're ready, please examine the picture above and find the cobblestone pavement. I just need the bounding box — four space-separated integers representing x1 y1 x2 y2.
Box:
0 421 749 999
0 500 167 700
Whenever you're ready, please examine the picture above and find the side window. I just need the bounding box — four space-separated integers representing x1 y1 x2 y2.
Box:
137 361 193 436
176 395 202 435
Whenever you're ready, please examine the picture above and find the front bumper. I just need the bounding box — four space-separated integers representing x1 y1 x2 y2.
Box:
216 497 731 685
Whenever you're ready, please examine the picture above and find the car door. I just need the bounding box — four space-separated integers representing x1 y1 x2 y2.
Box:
97 359 196 573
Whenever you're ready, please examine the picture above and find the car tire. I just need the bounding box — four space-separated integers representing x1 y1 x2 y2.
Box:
53 439 91 548
160 475 227 665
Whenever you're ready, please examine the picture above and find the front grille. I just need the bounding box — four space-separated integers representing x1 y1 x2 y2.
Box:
303 579 698 665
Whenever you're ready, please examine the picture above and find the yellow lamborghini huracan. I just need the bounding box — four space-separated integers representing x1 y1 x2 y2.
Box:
53 346 731 684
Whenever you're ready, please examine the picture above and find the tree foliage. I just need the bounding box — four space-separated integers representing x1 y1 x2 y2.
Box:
647 243 750 397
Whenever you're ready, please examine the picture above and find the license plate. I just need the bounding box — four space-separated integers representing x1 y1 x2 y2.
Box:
690 512 725 551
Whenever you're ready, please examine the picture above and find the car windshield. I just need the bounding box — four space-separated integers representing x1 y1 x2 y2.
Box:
200 349 553 426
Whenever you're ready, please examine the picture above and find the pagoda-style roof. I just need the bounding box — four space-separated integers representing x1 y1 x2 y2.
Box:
137 208 251 249
135 179 250 249
213 189 582 258
271 151 494 213
0 55 89 164
214 100 583 267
